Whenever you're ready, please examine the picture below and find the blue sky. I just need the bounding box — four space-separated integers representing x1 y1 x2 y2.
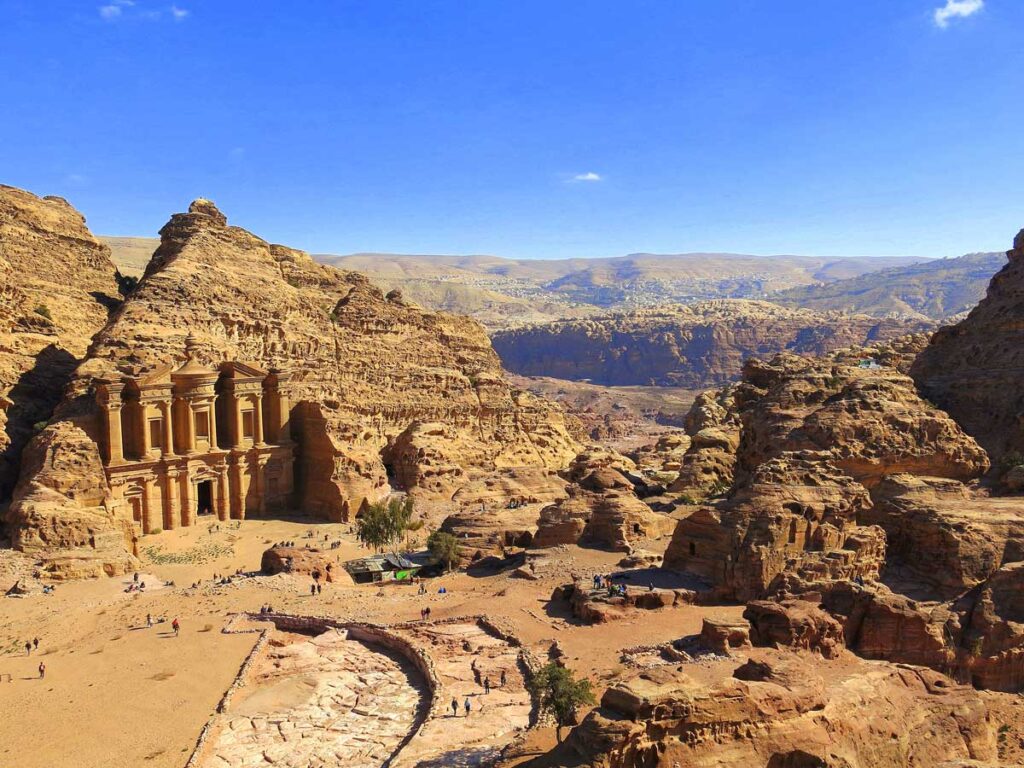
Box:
1 1 1020 259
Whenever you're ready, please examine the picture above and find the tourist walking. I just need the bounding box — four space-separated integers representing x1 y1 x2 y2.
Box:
172 618 180 637
311 583 316 596
483 677 490 694
147 613 153 628
25 641 31 656
451 697 459 717
38 662 45 679
33 637 39 651
464 698 471 716
500 669 507 687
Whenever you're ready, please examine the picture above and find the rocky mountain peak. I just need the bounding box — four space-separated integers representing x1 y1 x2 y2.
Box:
187 197 227 225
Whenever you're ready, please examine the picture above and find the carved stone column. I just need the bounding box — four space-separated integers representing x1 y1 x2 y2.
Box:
159 400 175 457
140 402 154 459
164 469 180 530
208 398 220 449
230 458 245 519
181 472 195 528
105 402 125 464
217 466 229 520
253 395 265 445
277 387 291 444
141 477 156 534
183 398 196 454
234 395 245 448
254 458 267 515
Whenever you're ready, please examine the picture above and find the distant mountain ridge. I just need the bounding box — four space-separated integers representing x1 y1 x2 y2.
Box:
770 251 1006 320
103 238 995 329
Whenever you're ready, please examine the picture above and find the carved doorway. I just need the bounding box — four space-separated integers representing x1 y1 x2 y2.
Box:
197 479 214 515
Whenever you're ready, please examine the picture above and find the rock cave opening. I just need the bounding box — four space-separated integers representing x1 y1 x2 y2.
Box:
197 479 213 515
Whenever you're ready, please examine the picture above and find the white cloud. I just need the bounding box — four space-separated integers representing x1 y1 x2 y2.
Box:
98 1 189 23
934 0 983 28
98 3 124 19
571 172 602 182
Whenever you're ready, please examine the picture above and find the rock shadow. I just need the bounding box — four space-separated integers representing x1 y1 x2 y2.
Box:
0 344 77 505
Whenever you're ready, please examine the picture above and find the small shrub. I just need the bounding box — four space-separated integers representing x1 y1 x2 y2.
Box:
32 420 48 432
114 271 139 297
968 636 984 657
999 451 1024 474
34 304 52 321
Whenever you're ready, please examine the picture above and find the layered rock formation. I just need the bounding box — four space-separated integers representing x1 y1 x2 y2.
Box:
537 651 1002 767
0 185 121 505
662 339 989 602
533 450 674 552
8 198 579 576
491 301 932 387
912 230 1024 466
664 454 886 601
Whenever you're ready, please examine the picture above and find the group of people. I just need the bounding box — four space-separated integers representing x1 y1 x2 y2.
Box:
20 639 45 678
592 573 628 597
257 604 276 614
448 660 509 716
125 571 148 594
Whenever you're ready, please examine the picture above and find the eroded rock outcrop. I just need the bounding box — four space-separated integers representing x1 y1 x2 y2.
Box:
864 475 1024 598
533 451 674 552
8 198 579 575
492 300 932 387
0 186 120 505
536 652 1001 768
663 454 885 601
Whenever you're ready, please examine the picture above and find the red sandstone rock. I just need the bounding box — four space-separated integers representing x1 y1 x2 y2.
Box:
744 599 846 659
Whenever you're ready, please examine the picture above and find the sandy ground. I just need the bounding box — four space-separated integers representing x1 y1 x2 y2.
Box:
0 516 743 768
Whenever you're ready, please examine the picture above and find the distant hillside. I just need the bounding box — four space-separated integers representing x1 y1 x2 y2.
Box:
100 236 158 277
770 252 1006 320
104 239 947 329
491 300 933 387
317 251 928 328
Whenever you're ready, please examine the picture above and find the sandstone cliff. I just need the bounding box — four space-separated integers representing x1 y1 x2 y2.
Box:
491 301 932 387
8 199 579 576
662 337 989 603
0 185 121 506
912 230 1024 466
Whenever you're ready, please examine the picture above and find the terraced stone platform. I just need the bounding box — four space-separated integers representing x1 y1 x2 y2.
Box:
194 615 537 768
202 629 423 767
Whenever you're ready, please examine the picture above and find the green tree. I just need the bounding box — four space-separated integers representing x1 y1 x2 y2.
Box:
114 270 139 297
356 496 415 555
526 662 596 743
426 530 461 572
405 518 426 551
